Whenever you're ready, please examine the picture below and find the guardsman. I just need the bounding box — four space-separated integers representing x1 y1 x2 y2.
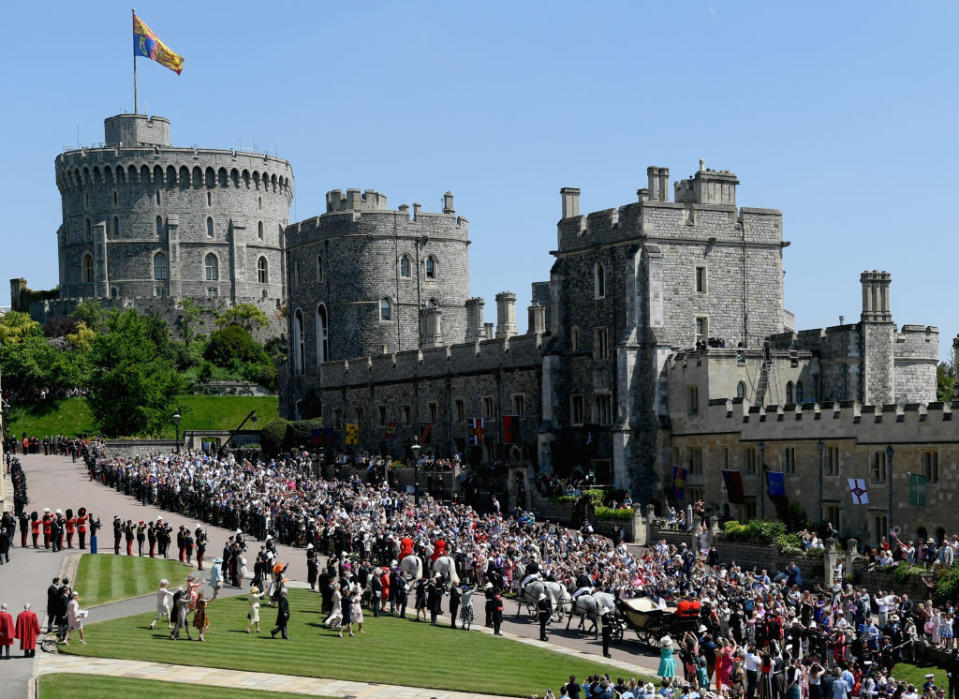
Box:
76 508 88 550
112 515 122 554
41 509 52 549
30 513 40 549
65 509 76 549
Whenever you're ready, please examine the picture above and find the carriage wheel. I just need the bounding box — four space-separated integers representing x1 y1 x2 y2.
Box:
609 618 624 643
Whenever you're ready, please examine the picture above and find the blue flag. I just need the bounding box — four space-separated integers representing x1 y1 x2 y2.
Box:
767 470 786 498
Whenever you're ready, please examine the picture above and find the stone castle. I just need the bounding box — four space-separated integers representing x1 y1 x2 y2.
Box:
18 115 959 544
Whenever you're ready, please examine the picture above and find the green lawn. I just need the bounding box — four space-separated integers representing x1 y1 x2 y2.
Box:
75 554 195 607
7 395 278 439
62 588 644 697
891 662 948 690
38 673 336 699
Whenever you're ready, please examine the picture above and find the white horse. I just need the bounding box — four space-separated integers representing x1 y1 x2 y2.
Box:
432 555 460 585
400 554 423 580
518 579 571 621
567 591 617 635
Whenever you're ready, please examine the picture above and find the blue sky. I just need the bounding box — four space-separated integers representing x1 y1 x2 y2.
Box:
1 2 955 359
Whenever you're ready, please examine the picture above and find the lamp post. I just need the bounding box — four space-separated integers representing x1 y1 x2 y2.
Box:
817 440 825 525
886 445 895 535
759 441 766 520
173 411 181 454
411 443 421 506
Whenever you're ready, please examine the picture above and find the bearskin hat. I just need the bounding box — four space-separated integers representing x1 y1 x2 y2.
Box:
66 508 74 519
78 507 87 517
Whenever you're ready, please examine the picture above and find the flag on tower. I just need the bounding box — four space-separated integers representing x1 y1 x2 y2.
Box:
385 421 397 439
133 14 184 75
848 478 869 505
502 415 518 444
672 466 687 502
344 423 359 445
722 470 746 505
766 470 786 498
468 418 485 446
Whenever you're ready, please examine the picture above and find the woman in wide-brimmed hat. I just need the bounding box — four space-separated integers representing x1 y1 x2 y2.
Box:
659 634 678 678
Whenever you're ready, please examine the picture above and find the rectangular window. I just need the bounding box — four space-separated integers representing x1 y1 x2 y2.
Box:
922 450 939 483
688 385 699 416
695 266 707 293
744 497 758 520
571 327 580 351
355 406 364 424
872 514 888 546
483 396 495 419
154 286 168 297
317 256 324 282
206 287 218 298
428 401 438 424
594 327 610 360
377 405 387 427
825 502 841 532
594 393 612 426
782 446 796 475
871 450 887 483
402 405 412 426
825 445 840 477
333 409 343 429
571 395 585 426
743 447 757 476
512 394 526 418
723 447 730 469
455 399 465 422
687 446 703 475
695 317 708 344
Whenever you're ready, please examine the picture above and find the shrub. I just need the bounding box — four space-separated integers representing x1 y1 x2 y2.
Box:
594 506 633 521
893 563 927 586
204 325 268 368
549 495 578 504
722 519 787 544
935 567 959 603
260 418 289 456
582 489 605 505
284 419 326 450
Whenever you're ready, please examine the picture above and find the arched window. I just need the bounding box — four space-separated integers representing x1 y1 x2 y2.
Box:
257 221 264 241
400 255 411 278
155 216 163 236
425 255 437 279
380 298 392 321
153 252 169 280
316 256 324 282
82 254 94 283
317 304 329 365
293 309 304 376
204 253 218 281
595 262 606 299
786 381 794 404
206 217 214 238
257 257 268 283
110 287 119 298
795 381 804 404
736 381 746 399
113 216 119 237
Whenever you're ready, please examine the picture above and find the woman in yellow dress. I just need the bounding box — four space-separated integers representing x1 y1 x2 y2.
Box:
193 590 210 642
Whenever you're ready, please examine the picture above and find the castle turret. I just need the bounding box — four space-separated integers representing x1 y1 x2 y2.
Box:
465 297 485 341
9 278 25 312
104 114 170 147
673 160 738 205
419 306 443 348
859 270 895 405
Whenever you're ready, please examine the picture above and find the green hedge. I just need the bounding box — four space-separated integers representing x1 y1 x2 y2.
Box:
260 418 289 455
723 519 787 544
594 506 634 521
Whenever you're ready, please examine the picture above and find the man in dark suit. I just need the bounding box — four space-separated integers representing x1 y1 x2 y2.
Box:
271 588 290 639
45 578 60 633
537 592 552 642
601 609 613 657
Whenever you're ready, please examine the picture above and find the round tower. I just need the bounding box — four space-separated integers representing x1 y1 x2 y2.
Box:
54 114 293 332
285 189 470 375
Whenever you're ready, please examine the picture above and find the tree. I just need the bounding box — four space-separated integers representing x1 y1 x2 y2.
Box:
215 303 269 333
0 336 89 398
87 310 185 437
0 311 42 345
204 325 268 368
71 300 105 332
176 298 206 344
938 361 956 402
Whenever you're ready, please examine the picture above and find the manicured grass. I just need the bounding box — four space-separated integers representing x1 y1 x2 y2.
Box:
38 673 336 699
62 588 642 697
7 395 278 439
74 554 195 607
891 662 948 690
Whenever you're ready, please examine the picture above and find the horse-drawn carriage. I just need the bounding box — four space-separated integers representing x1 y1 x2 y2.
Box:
612 597 699 647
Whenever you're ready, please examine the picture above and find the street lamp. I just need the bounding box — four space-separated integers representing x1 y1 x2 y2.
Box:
886 445 895 536
817 440 825 525
410 443 421 506
759 441 766 520
173 411 181 455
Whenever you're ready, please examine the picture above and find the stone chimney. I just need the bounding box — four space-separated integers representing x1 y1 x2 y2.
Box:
419 306 443 348
528 303 546 335
484 322 494 340
560 187 580 219
443 191 455 215
647 166 670 202
860 270 892 323
953 335 959 399
495 292 517 339
465 297 485 341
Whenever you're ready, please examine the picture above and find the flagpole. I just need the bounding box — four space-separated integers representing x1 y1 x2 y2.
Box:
132 9 138 114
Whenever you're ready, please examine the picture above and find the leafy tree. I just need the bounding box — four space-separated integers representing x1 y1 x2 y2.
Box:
144 310 174 360
939 361 956 402
0 336 89 397
0 311 42 345
215 303 269 333
87 310 185 437
176 298 206 344
204 325 268 368
43 315 78 338
71 300 106 332
66 322 96 353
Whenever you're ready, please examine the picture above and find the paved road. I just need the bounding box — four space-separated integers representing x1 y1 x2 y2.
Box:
0 454 661 698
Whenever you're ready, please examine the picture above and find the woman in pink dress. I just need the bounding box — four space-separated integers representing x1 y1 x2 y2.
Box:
717 638 738 691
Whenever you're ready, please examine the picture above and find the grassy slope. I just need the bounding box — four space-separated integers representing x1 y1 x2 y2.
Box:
62 588 643 697
38 673 335 699
7 395 278 439
891 662 948 690
74 554 196 607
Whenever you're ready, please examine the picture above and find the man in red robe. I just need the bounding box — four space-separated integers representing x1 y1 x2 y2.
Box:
14 603 40 657
399 536 415 560
431 538 447 562
0 604 13 659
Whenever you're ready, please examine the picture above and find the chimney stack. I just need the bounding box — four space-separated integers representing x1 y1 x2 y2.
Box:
860 270 892 322
560 187 581 219
419 306 443 348
465 297 485 341
443 191 455 215
495 292 517 339
647 166 670 202
528 303 546 335
484 322 494 340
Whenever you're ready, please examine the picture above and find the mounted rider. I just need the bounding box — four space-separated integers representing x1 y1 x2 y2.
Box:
572 570 595 601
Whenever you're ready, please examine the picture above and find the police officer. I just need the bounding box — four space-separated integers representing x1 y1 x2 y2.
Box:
537 592 552 642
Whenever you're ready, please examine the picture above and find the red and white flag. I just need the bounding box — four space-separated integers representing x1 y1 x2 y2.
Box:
468 417 485 446
848 478 869 505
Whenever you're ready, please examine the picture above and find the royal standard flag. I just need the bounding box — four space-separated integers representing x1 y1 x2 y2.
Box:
345 423 359 445
134 14 184 75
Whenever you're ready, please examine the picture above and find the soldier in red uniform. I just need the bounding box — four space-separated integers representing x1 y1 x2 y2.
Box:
41 509 51 549
65 508 76 549
76 507 88 550
30 512 40 549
